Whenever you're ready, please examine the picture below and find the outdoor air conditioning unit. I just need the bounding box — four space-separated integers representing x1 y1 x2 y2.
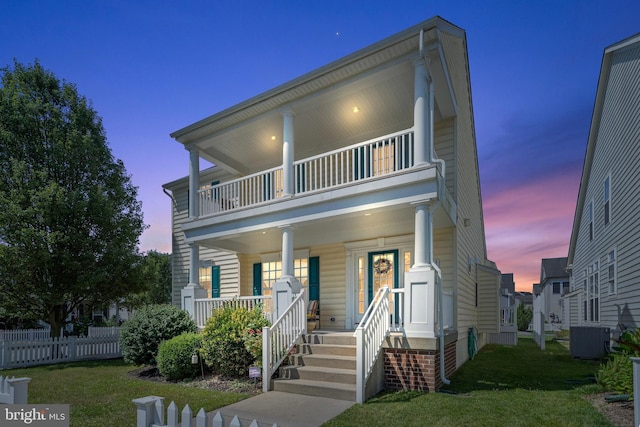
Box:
570 326 611 359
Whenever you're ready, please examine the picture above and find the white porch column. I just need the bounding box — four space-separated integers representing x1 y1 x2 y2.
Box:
282 110 295 197
189 243 200 285
413 58 432 166
281 225 295 279
181 243 207 320
273 225 301 320
404 200 436 338
412 203 432 270
188 147 199 219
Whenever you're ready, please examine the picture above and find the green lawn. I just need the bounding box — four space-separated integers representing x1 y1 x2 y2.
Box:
325 337 613 427
2 359 249 427
3 337 614 427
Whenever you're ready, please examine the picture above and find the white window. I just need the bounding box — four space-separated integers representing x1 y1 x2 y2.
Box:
608 249 616 295
604 174 611 226
261 257 309 297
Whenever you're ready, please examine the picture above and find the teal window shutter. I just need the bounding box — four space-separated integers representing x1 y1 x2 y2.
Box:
309 257 320 301
253 263 262 296
211 266 221 298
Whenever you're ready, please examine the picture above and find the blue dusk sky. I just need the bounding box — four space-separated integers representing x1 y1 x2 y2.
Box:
3 1 639 291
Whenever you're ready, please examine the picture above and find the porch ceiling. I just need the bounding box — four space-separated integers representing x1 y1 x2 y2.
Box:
195 201 453 254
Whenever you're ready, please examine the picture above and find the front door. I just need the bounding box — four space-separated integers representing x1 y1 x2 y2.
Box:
354 250 398 325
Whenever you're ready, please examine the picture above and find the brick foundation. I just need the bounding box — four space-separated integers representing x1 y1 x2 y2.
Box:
384 341 456 392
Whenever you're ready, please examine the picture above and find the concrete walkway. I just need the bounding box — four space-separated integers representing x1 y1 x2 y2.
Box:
215 391 355 427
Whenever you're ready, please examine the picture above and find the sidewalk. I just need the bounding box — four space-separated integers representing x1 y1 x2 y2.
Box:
214 391 355 427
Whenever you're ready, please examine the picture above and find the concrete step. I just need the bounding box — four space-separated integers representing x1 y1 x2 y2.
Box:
299 343 356 357
279 365 356 384
303 333 356 346
290 353 356 370
272 378 356 401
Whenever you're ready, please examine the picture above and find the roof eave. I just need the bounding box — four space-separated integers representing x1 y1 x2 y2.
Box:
170 16 464 143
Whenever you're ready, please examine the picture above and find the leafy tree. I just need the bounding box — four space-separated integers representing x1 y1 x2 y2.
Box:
142 250 172 305
0 60 147 337
517 303 533 331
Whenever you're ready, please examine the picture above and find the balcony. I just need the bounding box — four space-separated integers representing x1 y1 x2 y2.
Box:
197 128 425 218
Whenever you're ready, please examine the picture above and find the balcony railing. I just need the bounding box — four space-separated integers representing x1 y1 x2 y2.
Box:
295 129 414 194
197 129 415 217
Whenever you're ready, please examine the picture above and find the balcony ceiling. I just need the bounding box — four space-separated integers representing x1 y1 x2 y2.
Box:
173 18 463 176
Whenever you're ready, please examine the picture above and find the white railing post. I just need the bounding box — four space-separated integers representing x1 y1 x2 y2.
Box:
262 326 271 393
355 327 365 404
632 357 640 427
354 286 391 404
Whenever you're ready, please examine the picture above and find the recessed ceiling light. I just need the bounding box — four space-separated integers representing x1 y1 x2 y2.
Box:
271 136 276 141
352 107 359 113
365 213 371 216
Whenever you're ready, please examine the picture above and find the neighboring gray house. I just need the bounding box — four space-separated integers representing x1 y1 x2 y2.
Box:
535 257 569 326
514 291 533 310
565 33 640 340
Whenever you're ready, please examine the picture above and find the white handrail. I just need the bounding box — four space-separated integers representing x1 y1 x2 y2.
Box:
262 289 306 392
354 286 390 403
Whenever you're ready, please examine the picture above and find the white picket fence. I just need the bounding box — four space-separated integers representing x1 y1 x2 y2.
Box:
0 375 31 404
0 329 59 342
0 335 121 369
133 396 278 427
87 326 122 337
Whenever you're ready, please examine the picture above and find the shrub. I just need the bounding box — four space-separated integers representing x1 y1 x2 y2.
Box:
157 332 203 381
596 352 633 394
119 304 197 366
201 304 270 377
517 303 533 331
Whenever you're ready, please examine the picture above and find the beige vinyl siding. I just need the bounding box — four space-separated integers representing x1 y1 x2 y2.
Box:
572 42 640 330
239 254 261 296
169 183 190 307
310 244 347 330
476 265 500 333
434 118 455 195
440 31 496 367
167 170 240 306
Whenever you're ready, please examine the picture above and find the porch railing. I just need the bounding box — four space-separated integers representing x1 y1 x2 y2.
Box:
354 286 390 404
197 128 415 217
262 289 306 393
193 296 273 328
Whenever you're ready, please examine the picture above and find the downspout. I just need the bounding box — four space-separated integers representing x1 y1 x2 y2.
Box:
420 28 450 386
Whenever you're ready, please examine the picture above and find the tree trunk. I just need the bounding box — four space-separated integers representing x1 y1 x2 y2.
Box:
48 305 67 338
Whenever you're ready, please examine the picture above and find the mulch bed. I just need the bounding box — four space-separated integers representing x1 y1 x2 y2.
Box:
585 393 634 427
128 366 262 395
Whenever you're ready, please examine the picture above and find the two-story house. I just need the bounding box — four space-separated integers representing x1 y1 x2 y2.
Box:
163 16 500 402
565 33 640 346
534 257 569 330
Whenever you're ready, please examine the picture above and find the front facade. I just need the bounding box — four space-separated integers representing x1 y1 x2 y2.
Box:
565 33 640 341
534 257 569 329
164 17 500 397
